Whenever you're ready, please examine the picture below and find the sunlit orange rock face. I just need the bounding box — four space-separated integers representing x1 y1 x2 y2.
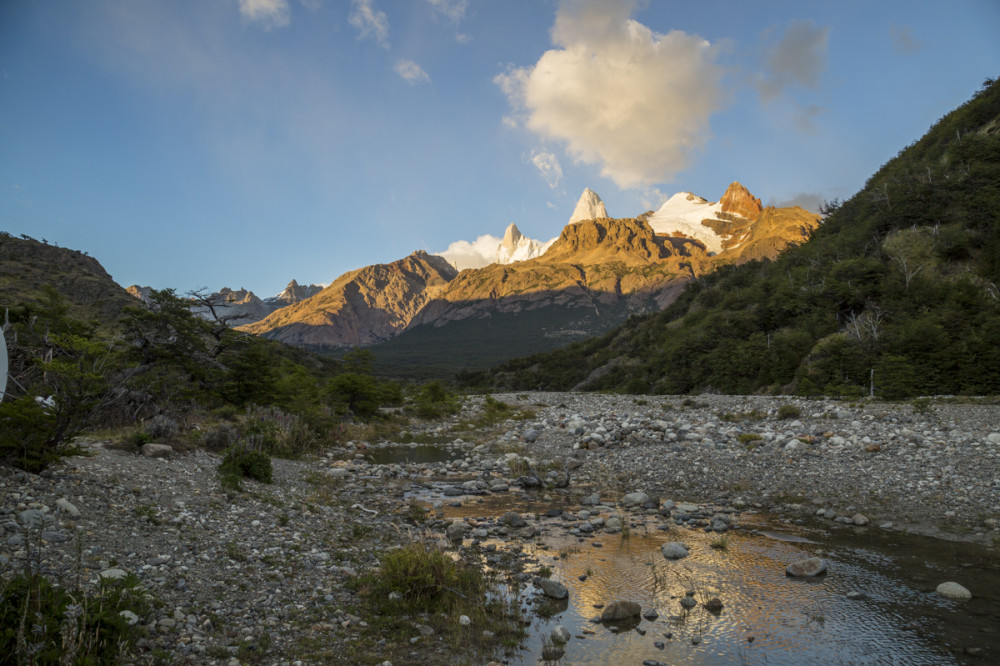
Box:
241 184 819 349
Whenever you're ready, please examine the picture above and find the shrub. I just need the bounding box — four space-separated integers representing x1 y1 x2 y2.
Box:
412 381 460 419
0 571 148 663
737 433 762 444
359 542 483 615
202 423 238 451
144 414 178 441
218 443 273 491
777 404 802 420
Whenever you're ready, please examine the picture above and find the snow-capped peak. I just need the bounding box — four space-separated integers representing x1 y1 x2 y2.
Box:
568 188 609 224
646 191 726 254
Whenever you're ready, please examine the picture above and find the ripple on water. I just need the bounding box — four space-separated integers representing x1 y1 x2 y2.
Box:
510 523 994 665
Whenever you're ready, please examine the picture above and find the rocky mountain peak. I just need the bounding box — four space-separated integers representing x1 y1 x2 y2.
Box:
719 181 763 219
270 279 323 306
568 188 609 224
500 223 523 252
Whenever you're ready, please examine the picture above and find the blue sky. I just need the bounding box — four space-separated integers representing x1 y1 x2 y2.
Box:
2 0 998 296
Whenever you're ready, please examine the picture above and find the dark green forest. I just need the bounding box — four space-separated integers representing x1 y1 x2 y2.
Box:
463 78 1000 399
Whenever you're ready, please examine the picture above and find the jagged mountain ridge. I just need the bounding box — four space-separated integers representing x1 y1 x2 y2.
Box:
126 279 324 326
241 182 818 354
236 251 457 346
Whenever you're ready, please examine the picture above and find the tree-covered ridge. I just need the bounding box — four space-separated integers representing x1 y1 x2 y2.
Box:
466 78 1000 398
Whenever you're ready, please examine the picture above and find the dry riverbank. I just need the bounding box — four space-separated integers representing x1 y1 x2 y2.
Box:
2 392 998 664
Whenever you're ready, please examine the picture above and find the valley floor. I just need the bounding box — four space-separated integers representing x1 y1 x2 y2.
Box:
2 392 998 664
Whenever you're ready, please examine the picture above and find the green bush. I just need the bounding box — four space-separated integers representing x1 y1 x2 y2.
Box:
777 404 802 420
0 571 148 664
218 444 273 491
0 395 60 473
412 381 460 419
359 542 483 614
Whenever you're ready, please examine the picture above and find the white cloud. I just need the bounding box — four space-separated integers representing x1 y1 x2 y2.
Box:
755 20 829 101
349 0 389 48
531 150 563 188
890 25 924 55
236 0 290 29
426 0 468 23
300 0 323 11
436 234 504 270
395 59 430 84
495 0 725 190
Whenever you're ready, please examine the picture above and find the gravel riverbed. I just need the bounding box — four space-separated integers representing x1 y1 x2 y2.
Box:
2 392 998 664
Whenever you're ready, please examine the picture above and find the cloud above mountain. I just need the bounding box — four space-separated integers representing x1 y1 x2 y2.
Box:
495 0 724 190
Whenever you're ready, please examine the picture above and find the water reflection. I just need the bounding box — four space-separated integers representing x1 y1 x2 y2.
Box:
433 496 998 665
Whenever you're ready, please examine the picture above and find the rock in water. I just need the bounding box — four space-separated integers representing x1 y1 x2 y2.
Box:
936 582 972 600
785 557 827 577
550 625 571 644
661 542 690 560
538 578 568 600
601 601 641 622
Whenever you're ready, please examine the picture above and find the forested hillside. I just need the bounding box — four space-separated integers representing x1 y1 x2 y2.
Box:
465 78 1000 399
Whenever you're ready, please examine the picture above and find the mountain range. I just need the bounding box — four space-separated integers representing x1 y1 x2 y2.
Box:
236 182 818 368
469 79 1000 397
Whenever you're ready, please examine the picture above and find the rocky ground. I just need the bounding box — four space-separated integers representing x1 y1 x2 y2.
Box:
2 392 998 665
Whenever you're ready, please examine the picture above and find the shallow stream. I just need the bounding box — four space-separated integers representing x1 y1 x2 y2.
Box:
431 493 1000 665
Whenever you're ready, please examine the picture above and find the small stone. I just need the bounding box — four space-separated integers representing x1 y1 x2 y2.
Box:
550 625 571 644
56 498 80 517
601 601 641 622
846 591 867 600
622 492 649 507
786 557 827 577
680 596 697 609
643 608 659 621
852 514 870 526
538 578 568 600
936 582 972 601
446 522 465 543
703 598 723 613
99 568 129 580
459 615 471 626
119 610 139 625
660 542 689 560
500 511 527 528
